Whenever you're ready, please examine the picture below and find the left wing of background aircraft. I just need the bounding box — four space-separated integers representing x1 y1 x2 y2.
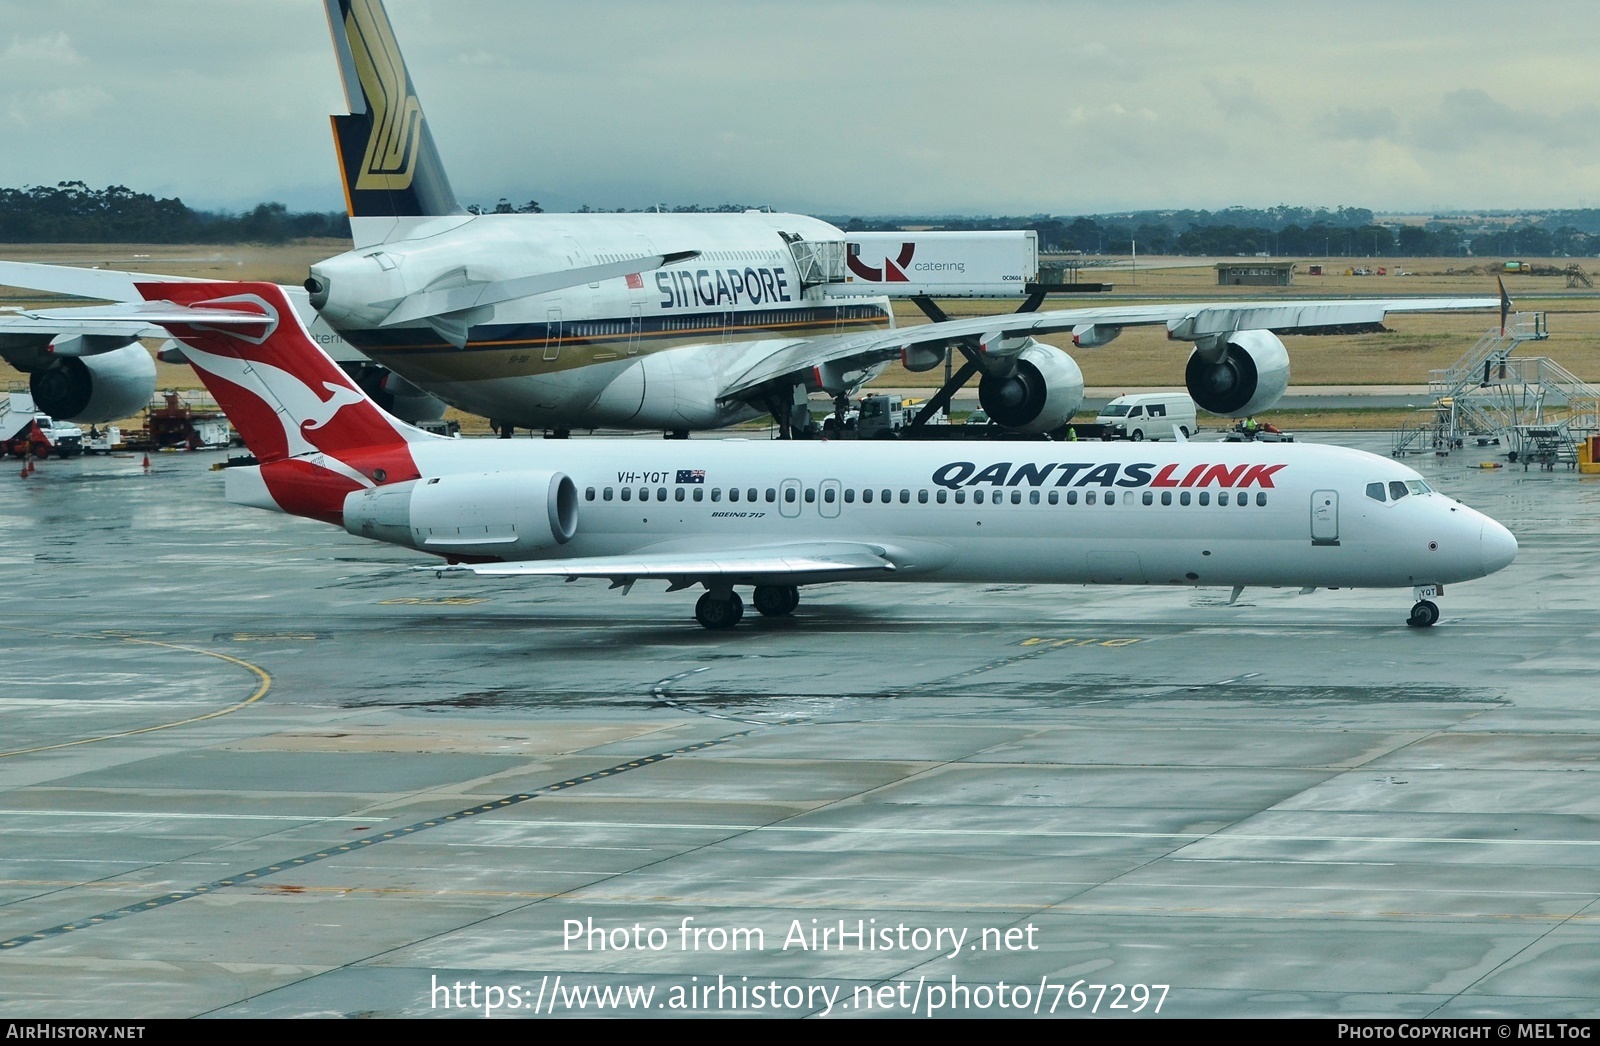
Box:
0 260 459 424
719 294 1499 434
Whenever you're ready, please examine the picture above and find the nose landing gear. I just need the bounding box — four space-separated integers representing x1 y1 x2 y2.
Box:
1406 585 1442 628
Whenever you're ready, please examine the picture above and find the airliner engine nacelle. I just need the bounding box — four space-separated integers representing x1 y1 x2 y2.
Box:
1184 330 1290 417
977 342 1085 434
342 471 578 558
29 342 157 423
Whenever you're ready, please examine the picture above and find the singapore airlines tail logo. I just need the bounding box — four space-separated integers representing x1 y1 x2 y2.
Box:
346 0 423 191
847 241 915 283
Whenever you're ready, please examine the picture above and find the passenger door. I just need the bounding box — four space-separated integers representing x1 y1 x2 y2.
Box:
1311 490 1340 545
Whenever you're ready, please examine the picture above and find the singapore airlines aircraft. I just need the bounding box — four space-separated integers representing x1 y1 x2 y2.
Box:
111 280 1517 630
299 0 1501 437
0 0 1498 436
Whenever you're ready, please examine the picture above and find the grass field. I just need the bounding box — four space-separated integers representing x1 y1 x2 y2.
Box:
4 242 1596 430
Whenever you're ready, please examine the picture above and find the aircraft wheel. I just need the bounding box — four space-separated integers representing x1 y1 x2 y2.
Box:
695 591 744 630
1130 429 1144 441
753 584 799 617
1407 600 1440 628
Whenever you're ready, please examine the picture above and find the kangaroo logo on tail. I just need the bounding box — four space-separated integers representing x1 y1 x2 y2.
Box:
137 280 434 523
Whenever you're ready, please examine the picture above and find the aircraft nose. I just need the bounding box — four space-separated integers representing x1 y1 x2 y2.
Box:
1481 518 1518 576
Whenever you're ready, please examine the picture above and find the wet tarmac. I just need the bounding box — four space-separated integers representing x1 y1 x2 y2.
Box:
1 435 1597 1018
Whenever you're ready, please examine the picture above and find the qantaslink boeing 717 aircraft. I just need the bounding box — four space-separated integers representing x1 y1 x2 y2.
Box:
96 280 1517 631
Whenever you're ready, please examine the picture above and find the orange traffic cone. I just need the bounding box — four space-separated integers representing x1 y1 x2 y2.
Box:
141 454 151 471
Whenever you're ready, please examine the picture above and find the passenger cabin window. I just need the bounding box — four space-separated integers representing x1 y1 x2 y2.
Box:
936 490 947 504
747 488 758 502
766 488 777 503
1010 490 1021 505
899 490 910 504
603 487 614 501
585 487 596 501
1218 492 1230 506
862 489 874 504
621 487 632 501
675 488 685 502
729 488 739 502
974 490 986 505
1256 492 1267 506
1198 492 1209 506
783 488 796 503
1105 491 1115 505
1085 491 1097 505
694 488 704 502
844 489 855 503
954 490 967 504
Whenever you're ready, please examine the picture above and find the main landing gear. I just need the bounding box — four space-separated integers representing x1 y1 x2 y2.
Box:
1406 585 1442 628
694 585 800 629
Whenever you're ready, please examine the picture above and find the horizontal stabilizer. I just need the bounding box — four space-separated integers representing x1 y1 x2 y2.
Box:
378 250 700 328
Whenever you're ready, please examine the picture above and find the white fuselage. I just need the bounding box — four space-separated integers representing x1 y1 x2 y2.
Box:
241 437 1517 593
310 212 893 431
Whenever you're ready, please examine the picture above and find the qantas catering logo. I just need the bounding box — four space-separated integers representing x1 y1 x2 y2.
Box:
930 460 1288 490
346 0 423 191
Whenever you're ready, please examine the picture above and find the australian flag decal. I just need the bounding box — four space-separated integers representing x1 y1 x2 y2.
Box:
676 469 705 484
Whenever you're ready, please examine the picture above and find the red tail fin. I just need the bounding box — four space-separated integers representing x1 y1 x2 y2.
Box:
137 281 430 524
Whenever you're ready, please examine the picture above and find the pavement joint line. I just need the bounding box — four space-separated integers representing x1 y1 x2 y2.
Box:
0 725 760 952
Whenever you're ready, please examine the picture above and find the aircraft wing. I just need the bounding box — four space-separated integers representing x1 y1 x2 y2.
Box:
719 296 1499 398
434 541 896 585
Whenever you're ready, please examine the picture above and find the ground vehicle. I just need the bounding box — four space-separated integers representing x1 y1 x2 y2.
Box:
3 413 83 457
1095 394 1197 441
1225 419 1296 443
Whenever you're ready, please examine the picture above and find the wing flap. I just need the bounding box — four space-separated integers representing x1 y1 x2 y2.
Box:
432 541 896 583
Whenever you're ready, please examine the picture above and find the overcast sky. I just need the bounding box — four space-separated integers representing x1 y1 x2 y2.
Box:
2 0 1597 216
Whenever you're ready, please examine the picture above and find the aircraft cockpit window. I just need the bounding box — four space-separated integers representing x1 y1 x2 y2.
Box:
1366 482 1386 502
1407 480 1430 495
1389 480 1409 501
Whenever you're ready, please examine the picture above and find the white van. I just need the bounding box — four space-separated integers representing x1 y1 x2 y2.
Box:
1095 393 1197 441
